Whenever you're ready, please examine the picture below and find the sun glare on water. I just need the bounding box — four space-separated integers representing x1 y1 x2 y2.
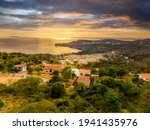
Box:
54 37 71 40
52 37 73 43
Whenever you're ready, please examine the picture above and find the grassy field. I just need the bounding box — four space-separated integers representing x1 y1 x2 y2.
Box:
0 73 22 85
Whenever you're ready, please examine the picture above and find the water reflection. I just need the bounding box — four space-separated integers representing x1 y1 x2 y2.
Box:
0 37 79 54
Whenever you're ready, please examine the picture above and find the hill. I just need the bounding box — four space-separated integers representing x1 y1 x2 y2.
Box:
56 39 150 62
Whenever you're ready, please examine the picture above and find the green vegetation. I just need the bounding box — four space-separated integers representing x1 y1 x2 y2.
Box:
50 82 65 99
0 99 4 108
0 52 150 113
0 52 59 73
0 74 149 113
61 67 73 81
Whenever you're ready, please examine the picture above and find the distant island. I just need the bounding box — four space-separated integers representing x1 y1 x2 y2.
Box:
56 39 150 54
56 39 150 63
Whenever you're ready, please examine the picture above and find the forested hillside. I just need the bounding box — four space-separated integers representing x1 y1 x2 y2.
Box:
56 39 150 62
0 52 150 113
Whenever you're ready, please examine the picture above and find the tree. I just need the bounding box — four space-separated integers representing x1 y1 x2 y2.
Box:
11 77 43 96
7 62 15 73
117 68 127 78
73 96 95 112
132 77 144 86
61 67 73 81
91 68 97 74
0 63 4 71
1 52 8 60
27 66 33 74
0 83 7 93
52 70 59 76
49 75 61 84
101 78 116 88
0 99 4 108
108 68 117 78
104 88 121 112
30 92 45 102
55 99 69 111
99 68 108 77
74 83 86 95
50 82 65 98
35 66 42 75
139 89 150 112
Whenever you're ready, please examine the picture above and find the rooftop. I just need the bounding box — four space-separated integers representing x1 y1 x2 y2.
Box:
14 64 26 68
80 69 91 74
43 64 63 71
139 73 150 79
77 76 91 85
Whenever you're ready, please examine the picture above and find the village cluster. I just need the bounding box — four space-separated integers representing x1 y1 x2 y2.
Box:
14 63 92 86
14 63 150 86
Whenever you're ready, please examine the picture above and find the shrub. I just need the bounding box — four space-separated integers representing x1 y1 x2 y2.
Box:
50 82 65 98
0 99 4 108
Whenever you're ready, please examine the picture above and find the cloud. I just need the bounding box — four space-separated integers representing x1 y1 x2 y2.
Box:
0 0 149 29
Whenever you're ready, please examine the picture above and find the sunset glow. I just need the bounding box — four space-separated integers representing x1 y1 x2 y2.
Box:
0 0 149 39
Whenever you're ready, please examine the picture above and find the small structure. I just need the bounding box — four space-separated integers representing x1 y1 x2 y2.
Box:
139 73 150 82
14 64 27 72
30 65 37 70
71 68 91 76
71 68 80 76
79 69 91 76
77 76 91 86
43 64 63 73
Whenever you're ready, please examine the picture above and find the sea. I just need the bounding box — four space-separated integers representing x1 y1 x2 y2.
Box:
0 37 80 55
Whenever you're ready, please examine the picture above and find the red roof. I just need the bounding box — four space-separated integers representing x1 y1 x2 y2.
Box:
31 65 37 69
139 73 150 79
77 76 90 85
14 64 26 68
80 69 91 74
43 64 63 71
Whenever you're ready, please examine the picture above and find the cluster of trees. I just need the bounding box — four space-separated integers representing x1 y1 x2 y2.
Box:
99 68 127 78
0 52 59 73
0 53 150 113
0 99 4 108
0 74 149 113
84 58 150 74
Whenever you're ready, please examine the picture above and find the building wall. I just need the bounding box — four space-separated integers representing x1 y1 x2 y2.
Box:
43 70 50 73
21 66 27 71
71 68 80 76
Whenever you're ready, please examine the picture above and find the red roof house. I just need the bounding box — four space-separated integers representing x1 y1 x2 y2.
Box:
30 65 37 70
14 64 27 72
43 64 63 73
79 69 91 76
77 76 91 85
139 73 150 82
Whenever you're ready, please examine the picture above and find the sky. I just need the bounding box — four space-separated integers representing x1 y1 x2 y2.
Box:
0 0 150 40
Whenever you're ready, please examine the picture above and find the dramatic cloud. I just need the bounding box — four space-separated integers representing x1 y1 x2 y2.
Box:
0 0 149 39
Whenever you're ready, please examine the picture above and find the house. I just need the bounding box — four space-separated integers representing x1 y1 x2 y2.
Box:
43 64 63 73
139 73 150 82
77 76 91 85
71 68 91 76
30 65 37 70
71 68 80 76
14 64 27 72
79 69 91 76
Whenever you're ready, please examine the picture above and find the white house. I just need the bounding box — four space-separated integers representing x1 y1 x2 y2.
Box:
71 68 91 76
14 64 27 72
71 68 80 76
